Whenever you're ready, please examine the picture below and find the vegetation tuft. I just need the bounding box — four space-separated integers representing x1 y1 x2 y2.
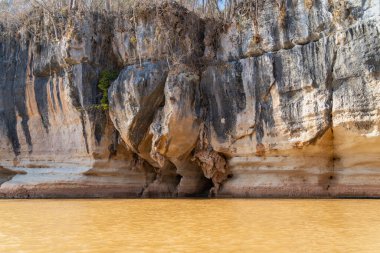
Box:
98 70 119 110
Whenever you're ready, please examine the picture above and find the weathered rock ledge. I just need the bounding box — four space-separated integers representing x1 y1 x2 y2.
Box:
0 1 379 198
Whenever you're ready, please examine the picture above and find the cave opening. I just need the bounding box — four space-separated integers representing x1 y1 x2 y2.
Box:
199 178 214 197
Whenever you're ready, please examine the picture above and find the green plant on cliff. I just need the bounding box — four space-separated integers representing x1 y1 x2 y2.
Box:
98 70 119 110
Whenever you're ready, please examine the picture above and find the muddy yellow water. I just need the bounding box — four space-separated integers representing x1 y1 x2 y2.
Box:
0 200 380 253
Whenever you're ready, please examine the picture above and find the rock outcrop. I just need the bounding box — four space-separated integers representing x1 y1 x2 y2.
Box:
0 1 379 198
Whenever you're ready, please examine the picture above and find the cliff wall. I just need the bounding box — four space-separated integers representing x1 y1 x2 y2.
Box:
0 0 379 197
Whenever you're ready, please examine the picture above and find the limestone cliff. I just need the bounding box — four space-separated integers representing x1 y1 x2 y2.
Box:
0 1 379 198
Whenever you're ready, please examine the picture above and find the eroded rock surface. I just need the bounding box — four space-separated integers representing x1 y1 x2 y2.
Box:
0 1 379 197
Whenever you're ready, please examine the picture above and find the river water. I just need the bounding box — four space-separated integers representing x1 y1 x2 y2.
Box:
0 199 379 252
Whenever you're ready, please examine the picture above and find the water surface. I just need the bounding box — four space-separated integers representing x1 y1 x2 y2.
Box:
0 199 379 252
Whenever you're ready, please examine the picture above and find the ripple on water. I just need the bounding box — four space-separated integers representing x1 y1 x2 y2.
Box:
0 199 379 253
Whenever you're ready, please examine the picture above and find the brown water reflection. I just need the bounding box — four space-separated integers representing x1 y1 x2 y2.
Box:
0 199 379 252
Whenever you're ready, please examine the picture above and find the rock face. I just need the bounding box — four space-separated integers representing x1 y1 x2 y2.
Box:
0 1 379 198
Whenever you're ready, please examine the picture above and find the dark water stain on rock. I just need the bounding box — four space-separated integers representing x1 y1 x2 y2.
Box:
0 39 31 154
200 61 246 141
34 77 50 132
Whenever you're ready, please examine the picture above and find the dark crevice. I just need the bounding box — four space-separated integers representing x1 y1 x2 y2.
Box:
80 112 90 154
175 174 183 183
107 129 119 160
137 186 145 198
325 44 338 195
34 77 51 133
201 178 214 197
55 73 64 110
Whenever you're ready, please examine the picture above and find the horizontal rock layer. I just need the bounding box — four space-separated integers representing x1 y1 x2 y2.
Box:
0 1 379 198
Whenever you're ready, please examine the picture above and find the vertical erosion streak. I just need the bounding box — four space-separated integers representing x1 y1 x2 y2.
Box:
1 39 20 155
14 40 33 153
254 55 276 145
1 39 31 156
80 111 90 154
67 69 90 154
326 45 338 194
33 77 51 133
